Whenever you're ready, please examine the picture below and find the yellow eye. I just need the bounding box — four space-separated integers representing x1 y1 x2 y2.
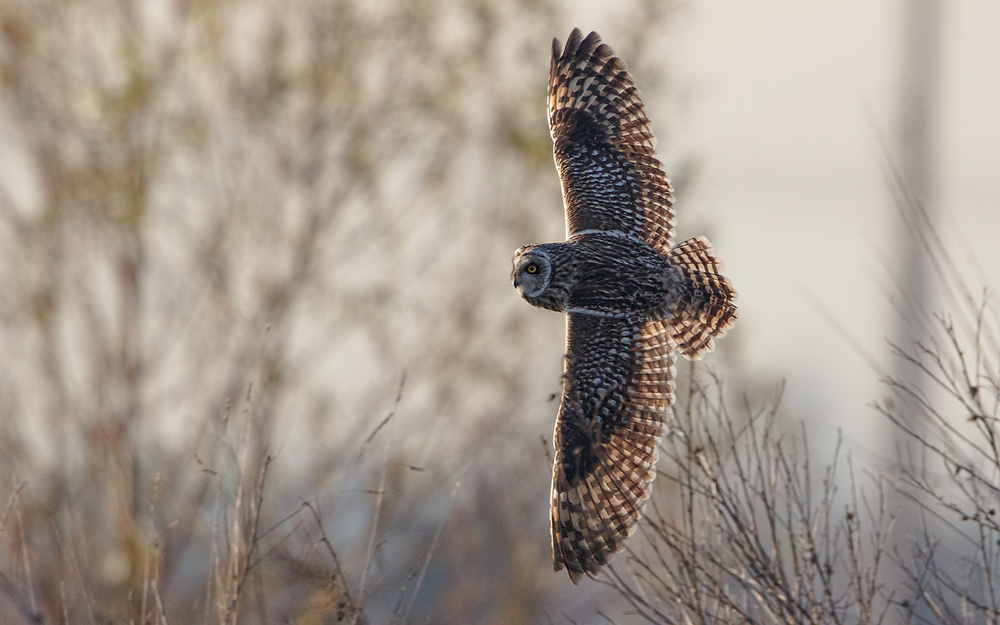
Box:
526 263 538 274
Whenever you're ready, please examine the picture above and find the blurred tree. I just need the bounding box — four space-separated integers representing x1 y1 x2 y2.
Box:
0 1 671 623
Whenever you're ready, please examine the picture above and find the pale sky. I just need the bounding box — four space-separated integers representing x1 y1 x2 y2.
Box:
576 1 1000 451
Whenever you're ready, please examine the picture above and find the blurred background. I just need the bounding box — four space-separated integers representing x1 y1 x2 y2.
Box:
0 0 997 623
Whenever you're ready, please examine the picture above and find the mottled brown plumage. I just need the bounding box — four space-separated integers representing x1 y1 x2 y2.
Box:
511 29 737 583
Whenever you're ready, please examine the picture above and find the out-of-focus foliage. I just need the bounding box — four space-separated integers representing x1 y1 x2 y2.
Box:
0 0 672 623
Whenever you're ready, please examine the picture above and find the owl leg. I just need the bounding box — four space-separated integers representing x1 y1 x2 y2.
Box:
663 236 738 359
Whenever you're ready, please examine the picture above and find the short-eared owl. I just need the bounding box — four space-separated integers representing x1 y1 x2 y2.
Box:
512 29 737 583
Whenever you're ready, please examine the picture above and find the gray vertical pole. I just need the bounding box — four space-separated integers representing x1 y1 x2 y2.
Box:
892 0 942 356
890 0 943 614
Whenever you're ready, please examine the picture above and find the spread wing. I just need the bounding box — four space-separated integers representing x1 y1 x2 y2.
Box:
550 313 676 583
549 29 675 252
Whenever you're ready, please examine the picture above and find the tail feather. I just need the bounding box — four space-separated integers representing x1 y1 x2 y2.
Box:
665 236 737 359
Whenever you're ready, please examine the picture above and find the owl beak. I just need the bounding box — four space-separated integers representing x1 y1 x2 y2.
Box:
512 271 522 289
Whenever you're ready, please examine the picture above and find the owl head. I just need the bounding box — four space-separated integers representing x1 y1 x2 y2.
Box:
512 245 561 310
512 246 551 297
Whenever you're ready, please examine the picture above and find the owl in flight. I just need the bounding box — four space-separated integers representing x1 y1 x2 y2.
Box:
511 29 737 583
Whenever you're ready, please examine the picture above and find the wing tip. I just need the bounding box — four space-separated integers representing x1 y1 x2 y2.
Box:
552 28 603 64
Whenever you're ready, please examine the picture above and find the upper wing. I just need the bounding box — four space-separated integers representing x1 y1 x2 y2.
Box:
550 312 676 583
549 29 675 252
